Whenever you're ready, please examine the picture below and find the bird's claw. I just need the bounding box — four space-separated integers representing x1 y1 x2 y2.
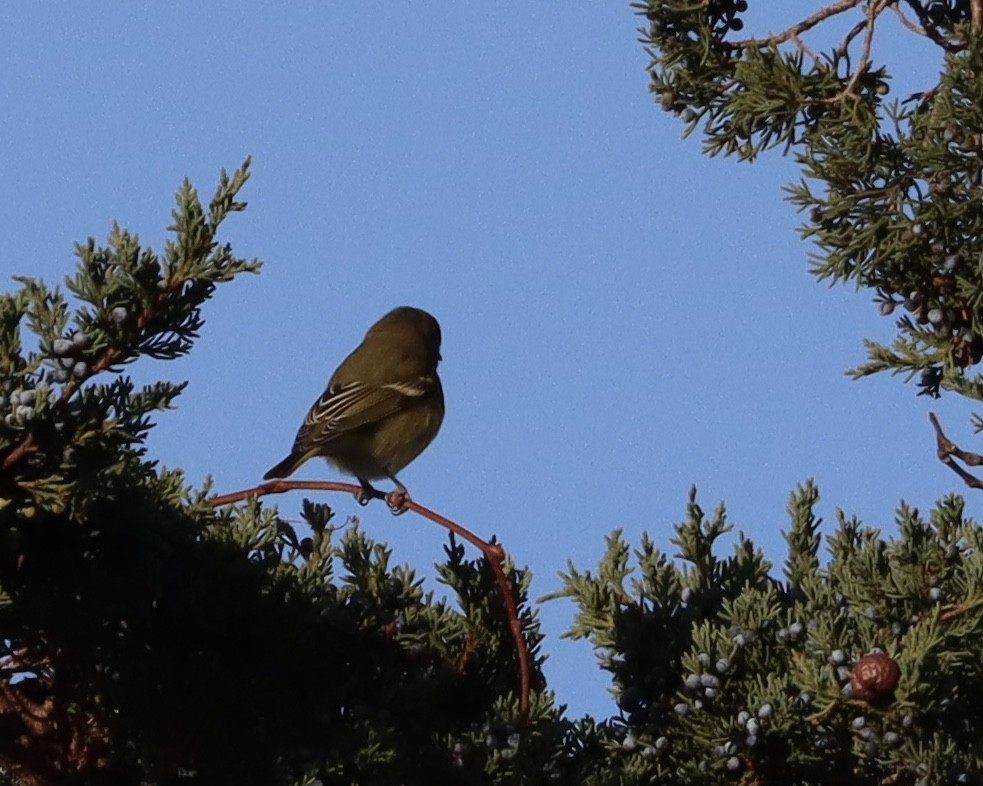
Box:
354 486 374 506
385 489 409 515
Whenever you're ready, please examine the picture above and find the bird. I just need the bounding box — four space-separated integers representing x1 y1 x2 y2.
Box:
263 306 444 512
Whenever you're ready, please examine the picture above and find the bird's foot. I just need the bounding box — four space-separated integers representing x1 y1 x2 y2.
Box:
354 480 377 507
385 488 409 516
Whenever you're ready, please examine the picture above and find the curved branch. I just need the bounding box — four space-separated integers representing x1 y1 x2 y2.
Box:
727 0 864 51
209 479 532 715
928 412 983 490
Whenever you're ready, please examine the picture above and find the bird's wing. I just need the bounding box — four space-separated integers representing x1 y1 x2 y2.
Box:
299 377 434 441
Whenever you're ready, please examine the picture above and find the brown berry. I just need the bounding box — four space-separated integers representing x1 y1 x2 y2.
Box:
850 653 900 703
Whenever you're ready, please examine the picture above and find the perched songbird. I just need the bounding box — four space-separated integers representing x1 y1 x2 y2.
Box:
264 306 444 510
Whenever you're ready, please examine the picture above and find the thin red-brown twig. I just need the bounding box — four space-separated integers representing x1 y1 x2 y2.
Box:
929 412 983 490
727 0 864 51
209 479 531 716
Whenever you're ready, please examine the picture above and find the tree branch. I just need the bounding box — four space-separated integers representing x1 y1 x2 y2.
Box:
210 479 532 715
727 0 864 51
928 412 983 490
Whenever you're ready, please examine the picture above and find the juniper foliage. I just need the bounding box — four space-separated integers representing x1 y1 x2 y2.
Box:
552 484 983 785
5 14 983 778
636 0 983 402
0 162 563 786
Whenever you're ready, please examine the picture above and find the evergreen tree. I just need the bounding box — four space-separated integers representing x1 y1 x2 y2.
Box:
0 162 564 785
4 4 983 783
548 2 983 783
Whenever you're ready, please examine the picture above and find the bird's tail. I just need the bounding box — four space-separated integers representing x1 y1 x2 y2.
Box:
263 452 308 480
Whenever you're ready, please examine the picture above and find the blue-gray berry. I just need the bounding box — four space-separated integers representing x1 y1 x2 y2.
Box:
674 702 690 716
697 652 712 668
745 734 758 748
725 756 741 772
15 405 34 422
52 338 73 356
736 710 750 725
640 745 656 761
680 587 696 604
788 621 804 638
20 389 35 404
837 666 852 683
703 687 718 700
72 331 92 349
715 658 732 674
72 362 88 379
928 587 944 602
699 674 720 689
9 391 21 406
49 367 70 384
732 633 747 647
654 736 669 751
757 704 773 720
112 306 128 323
830 649 846 665
60 356 76 369
622 734 638 752
883 731 900 746
745 718 760 736
684 674 701 690
927 308 944 325
507 733 520 749
851 716 866 729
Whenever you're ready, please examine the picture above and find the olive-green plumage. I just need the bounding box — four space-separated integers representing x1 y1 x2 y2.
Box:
264 306 444 496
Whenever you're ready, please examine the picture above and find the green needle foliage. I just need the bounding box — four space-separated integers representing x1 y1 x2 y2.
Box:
552 484 983 785
0 162 564 786
636 0 983 401
6 13 983 779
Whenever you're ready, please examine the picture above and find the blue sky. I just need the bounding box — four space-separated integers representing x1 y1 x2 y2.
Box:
1 5 976 718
